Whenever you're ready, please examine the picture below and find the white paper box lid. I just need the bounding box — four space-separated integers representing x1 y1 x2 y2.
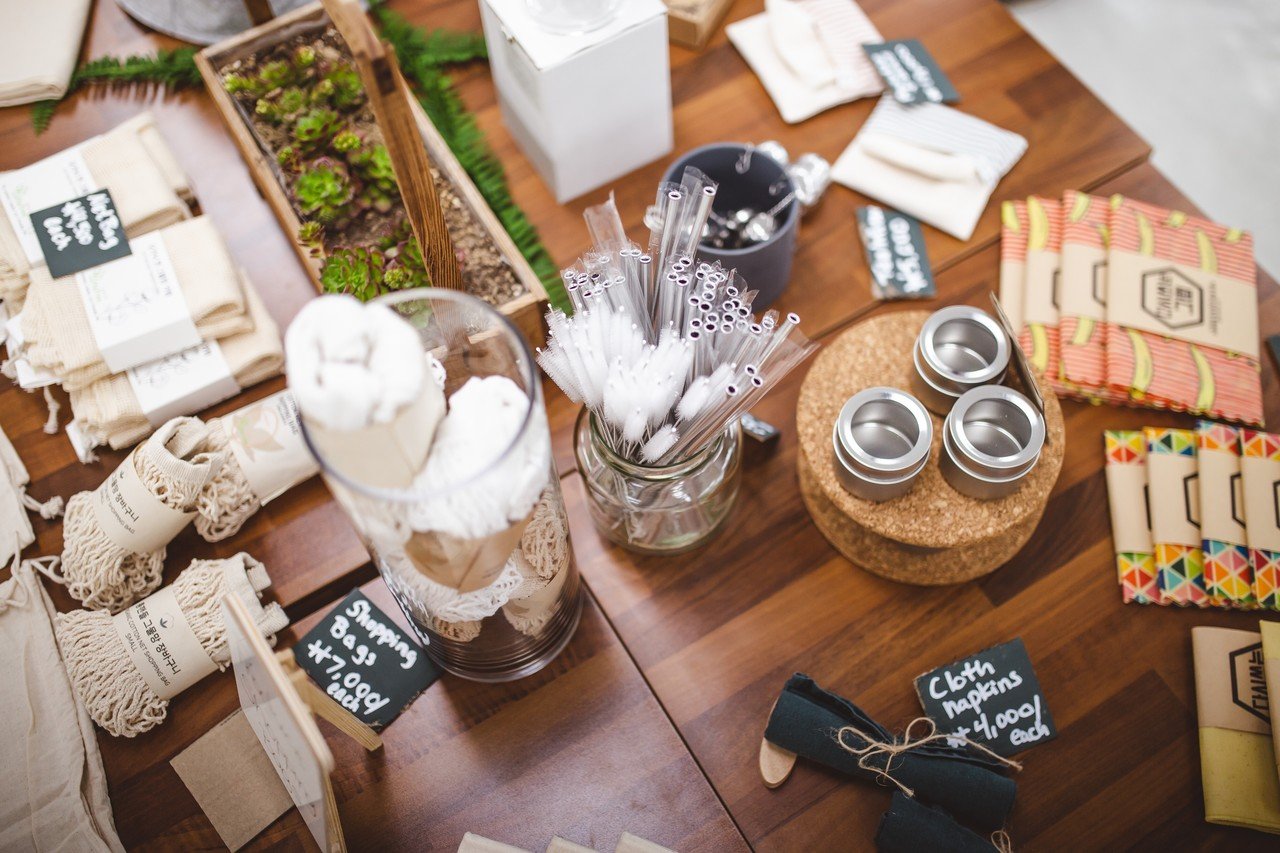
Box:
484 0 667 69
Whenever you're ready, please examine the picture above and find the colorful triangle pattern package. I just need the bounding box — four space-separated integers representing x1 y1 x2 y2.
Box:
1103 430 1159 604
1241 429 1280 609
1145 427 1207 607
1196 421 1255 607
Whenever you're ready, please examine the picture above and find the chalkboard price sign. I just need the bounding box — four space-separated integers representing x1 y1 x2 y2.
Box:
30 189 132 278
295 590 441 729
914 638 1056 757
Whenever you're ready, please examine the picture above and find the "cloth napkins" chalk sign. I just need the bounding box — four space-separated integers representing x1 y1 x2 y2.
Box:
862 39 958 105
296 590 441 729
30 189 131 278
914 637 1056 756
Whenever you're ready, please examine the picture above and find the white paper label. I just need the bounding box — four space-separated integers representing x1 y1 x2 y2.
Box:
5 314 59 389
1105 462 1152 555
1243 454 1280 553
77 231 200 373
113 584 217 699
91 451 194 553
126 341 240 427
0 145 95 264
221 390 317 503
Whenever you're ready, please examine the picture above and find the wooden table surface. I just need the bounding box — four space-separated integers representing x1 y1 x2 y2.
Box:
0 0 1272 850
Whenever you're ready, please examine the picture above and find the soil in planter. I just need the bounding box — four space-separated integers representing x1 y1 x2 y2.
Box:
218 26 526 307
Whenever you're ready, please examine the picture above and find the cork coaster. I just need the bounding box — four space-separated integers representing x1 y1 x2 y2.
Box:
796 309 1064 575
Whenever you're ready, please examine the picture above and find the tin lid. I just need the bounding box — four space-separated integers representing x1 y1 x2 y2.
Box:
833 387 933 481
945 385 1044 478
916 306 1010 392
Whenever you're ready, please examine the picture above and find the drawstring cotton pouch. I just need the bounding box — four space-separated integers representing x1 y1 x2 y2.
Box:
196 389 318 541
0 559 125 852
68 282 283 451
56 552 289 738
18 216 253 390
1 421 63 564
0 112 191 310
59 416 221 612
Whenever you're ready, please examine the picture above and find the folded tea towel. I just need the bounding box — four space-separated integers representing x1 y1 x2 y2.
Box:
59 416 221 612
875 791 999 853
832 96 1027 240
115 112 195 204
286 294 445 490
56 553 288 737
0 559 125 852
0 0 91 107
0 114 191 308
69 281 282 450
21 216 251 389
0 422 63 566
727 0 883 123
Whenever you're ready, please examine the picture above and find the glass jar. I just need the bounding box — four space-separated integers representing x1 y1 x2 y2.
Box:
302 290 582 682
573 408 742 554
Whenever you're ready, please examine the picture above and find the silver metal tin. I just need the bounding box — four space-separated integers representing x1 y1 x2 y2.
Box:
911 306 1011 415
832 387 933 502
940 385 1045 500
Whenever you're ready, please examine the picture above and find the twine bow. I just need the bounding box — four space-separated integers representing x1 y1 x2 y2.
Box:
835 716 1022 796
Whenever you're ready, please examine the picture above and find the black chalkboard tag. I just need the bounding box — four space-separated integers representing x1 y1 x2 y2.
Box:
914 638 1056 757
29 189 131 278
295 589 441 729
862 39 959 105
857 205 935 300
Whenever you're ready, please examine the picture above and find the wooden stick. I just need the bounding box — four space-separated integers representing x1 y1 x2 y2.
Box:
321 0 465 292
240 0 276 27
277 650 384 752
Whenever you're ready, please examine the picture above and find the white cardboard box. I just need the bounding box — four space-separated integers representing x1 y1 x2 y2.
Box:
479 0 674 203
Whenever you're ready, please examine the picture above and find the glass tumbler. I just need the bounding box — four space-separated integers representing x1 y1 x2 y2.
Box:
302 290 581 682
574 409 742 555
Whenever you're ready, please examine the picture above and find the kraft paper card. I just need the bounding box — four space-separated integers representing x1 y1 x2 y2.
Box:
1104 430 1159 604
1146 428 1206 606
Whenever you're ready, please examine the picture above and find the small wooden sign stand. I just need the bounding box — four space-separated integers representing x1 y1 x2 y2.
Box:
320 0 466 293
224 594 382 853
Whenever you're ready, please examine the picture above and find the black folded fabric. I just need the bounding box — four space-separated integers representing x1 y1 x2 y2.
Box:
876 791 996 853
763 673 1016 832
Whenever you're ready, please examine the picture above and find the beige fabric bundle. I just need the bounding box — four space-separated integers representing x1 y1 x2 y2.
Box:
20 216 252 390
0 0 91 107
69 283 283 450
0 112 191 308
1 421 64 565
59 417 221 612
0 559 125 852
55 552 289 738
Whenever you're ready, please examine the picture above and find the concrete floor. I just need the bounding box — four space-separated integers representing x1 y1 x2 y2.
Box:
1007 0 1280 273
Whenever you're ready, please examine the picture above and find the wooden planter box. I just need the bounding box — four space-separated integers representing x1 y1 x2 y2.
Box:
196 1 547 346
666 0 735 50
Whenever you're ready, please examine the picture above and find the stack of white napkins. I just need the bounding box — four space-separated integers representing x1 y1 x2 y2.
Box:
0 0 91 107
832 96 1028 240
728 0 884 123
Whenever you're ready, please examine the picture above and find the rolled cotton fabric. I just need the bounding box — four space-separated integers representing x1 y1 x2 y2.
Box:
20 216 252 390
68 282 282 451
0 0 91 107
0 114 191 308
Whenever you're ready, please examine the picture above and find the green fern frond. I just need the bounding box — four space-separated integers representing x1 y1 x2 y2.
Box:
32 48 201 135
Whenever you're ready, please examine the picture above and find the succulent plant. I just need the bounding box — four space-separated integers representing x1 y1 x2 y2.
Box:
276 144 299 172
294 45 317 69
320 246 385 300
295 158 353 224
297 220 324 253
222 72 264 97
332 130 361 153
320 65 364 111
258 59 297 90
294 108 343 151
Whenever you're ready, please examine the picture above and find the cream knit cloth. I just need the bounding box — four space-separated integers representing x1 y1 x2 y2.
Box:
19 216 252 390
59 417 221 612
55 553 289 738
69 282 283 450
0 113 191 309
1 421 64 566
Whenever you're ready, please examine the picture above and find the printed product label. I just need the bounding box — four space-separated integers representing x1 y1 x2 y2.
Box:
1105 462 1153 554
1109 250 1259 359
221 391 318 503
1148 450 1200 548
1243 454 1280 552
0 145 95 263
113 584 217 699
1023 249 1060 325
1060 243 1107 321
77 231 200 373
91 451 194 553
1200 446 1246 547
126 341 240 427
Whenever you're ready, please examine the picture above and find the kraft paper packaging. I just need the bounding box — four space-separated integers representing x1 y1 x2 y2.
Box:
1145 428 1206 606
1241 429 1280 609
1192 626 1280 834
1019 196 1063 392
1103 430 1159 605
1260 622 1280 783
1196 421 1255 607
1104 196 1262 425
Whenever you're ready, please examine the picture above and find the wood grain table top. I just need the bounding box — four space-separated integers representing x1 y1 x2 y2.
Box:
0 0 1268 850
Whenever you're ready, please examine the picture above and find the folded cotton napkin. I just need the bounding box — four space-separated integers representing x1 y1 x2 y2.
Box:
19 216 252 390
1 422 63 566
727 0 883 123
0 113 191 309
69 281 282 450
832 96 1027 240
0 0 91 107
